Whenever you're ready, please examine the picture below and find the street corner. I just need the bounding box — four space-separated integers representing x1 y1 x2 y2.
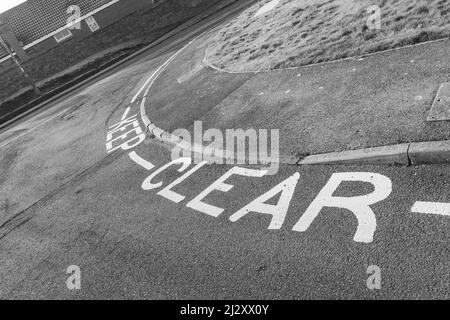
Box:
140 55 254 135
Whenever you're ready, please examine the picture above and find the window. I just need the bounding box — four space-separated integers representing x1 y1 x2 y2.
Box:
53 28 72 43
86 16 100 32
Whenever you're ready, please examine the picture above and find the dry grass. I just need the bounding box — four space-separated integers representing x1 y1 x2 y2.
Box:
206 0 450 71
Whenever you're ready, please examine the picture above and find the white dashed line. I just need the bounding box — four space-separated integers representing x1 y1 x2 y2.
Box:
411 201 450 216
121 107 131 121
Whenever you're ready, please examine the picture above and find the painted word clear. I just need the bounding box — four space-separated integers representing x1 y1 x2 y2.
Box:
131 154 394 244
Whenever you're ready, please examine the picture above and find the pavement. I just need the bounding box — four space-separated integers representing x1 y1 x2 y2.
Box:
147 33 450 159
0 1 449 300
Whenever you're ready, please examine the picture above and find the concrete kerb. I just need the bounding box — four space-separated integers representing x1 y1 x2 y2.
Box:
408 140 450 165
142 121 450 166
297 141 450 166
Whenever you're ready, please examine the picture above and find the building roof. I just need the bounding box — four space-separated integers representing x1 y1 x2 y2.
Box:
0 0 118 58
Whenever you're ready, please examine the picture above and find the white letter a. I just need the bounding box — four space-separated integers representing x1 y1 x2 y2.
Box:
229 173 300 229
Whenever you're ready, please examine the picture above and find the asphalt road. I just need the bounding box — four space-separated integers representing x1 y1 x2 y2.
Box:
0 2 449 300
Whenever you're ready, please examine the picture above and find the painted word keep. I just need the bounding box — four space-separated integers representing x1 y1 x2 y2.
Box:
106 114 145 153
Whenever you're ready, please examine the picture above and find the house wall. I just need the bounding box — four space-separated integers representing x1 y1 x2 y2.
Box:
1 0 160 65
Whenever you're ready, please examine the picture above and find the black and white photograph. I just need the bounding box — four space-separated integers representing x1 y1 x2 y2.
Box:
0 0 449 306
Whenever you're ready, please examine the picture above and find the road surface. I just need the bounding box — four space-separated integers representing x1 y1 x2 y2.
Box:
0 3 449 300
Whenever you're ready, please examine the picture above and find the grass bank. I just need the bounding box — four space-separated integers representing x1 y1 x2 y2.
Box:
206 0 450 71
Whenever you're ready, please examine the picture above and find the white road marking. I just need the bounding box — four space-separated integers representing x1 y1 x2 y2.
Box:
134 36 202 132
292 172 392 243
128 151 155 171
121 107 131 121
186 167 267 217
106 114 145 153
411 201 450 216
158 161 208 203
108 114 138 131
141 157 191 190
229 172 300 230
131 64 167 103
106 127 145 153
131 37 199 104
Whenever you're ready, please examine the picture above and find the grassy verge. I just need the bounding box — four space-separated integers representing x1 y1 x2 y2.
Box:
206 0 450 71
